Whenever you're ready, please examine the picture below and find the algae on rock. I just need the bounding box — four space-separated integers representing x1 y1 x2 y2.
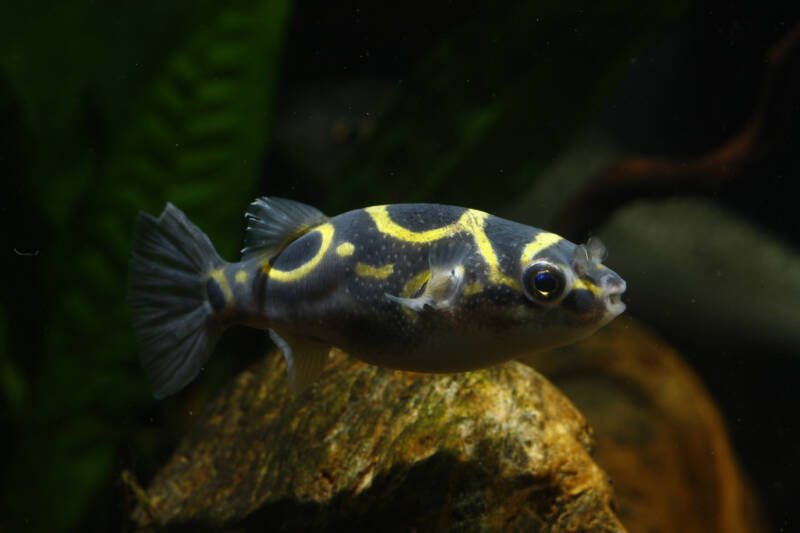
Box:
130 350 623 531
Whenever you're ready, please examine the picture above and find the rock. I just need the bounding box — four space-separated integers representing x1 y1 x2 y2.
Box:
130 351 624 531
129 317 762 532
523 317 766 533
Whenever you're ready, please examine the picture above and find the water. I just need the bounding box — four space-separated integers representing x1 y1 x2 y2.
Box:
1 1 798 531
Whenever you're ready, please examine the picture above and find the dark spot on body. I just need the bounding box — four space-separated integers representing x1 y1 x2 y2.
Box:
563 289 596 316
386 204 465 232
206 278 226 311
272 230 322 271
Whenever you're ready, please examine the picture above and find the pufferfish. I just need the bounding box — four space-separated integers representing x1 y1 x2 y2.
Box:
129 198 627 398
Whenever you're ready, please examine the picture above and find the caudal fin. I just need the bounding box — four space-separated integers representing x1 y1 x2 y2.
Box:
129 203 226 399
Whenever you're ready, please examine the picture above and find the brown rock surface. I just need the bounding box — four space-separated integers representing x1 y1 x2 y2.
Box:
128 316 763 532
129 351 625 531
524 316 766 533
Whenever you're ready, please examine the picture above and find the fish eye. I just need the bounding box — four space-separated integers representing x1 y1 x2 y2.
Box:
523 263 566 303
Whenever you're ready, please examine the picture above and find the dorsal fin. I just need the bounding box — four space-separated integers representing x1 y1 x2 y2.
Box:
241 197 328 261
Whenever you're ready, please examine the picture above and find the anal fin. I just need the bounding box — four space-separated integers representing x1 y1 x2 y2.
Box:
269 329 331 396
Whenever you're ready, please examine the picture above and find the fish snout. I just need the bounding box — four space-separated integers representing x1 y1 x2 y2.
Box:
601 273 627 316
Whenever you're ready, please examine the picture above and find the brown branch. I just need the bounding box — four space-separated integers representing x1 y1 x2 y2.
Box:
553 23 800 241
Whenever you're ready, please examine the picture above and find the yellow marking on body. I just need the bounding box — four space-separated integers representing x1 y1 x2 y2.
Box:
463 281 484 297
365 205 519 290
265 223 334 282
396 270 431 320
365 205 460 242
336 242 355 257
520 232 563 264
461 210 520 290
235 269 248 284
572 278 604 297
401 270 431 296
209 268 233 305
355 262 394 279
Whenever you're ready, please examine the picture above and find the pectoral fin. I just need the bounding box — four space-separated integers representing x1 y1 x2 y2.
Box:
269 329 331 396
386 240 472 312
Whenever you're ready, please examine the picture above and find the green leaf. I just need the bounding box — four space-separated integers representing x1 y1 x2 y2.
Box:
1 1 291 531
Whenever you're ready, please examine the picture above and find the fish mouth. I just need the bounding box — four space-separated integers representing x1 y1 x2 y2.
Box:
602 277 627 317
605 292 626 316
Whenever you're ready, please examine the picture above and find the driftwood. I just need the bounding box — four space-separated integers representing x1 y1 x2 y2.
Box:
552 23 800 241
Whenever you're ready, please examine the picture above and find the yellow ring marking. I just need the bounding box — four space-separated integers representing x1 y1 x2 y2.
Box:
265 223 334 282
520 232 563 264
336 242 355 257
355 262 394 279
209 268 234 306
235 269 248 284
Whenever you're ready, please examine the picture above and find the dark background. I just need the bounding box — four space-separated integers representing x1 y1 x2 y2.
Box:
1 1 798 531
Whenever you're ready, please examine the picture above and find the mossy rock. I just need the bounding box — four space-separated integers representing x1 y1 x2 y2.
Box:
130 351 623 531
128 316 767 532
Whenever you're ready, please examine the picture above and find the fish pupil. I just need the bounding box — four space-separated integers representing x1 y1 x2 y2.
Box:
534 272 557 294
